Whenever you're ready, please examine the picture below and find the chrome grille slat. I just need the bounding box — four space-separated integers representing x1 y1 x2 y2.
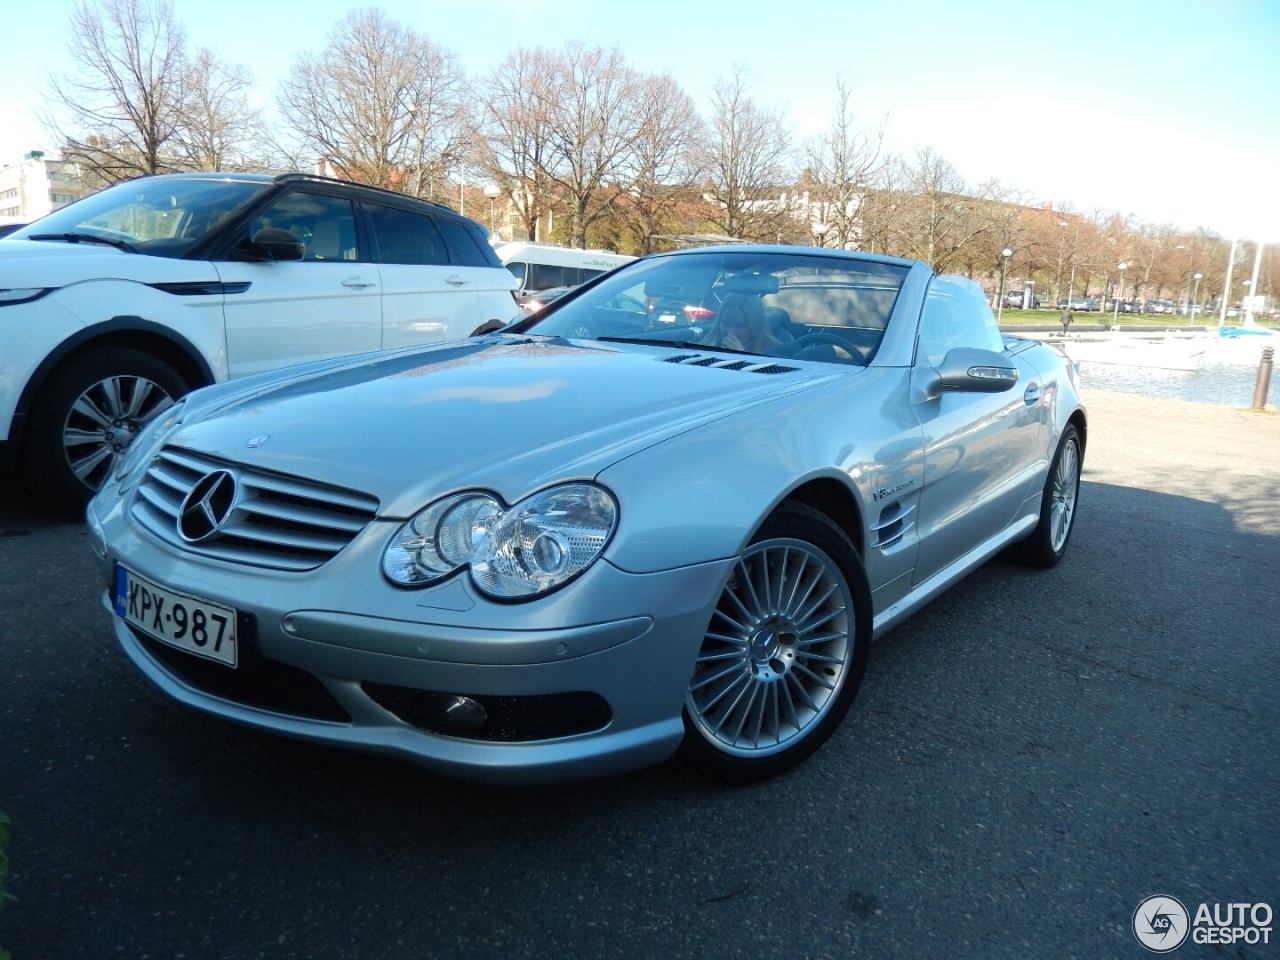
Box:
130 446 378 571
219 518 352 553
237 495 368 533
137 481 182 517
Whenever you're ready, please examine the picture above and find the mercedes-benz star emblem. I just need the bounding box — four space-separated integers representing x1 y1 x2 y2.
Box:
178 470 238 542
245 434 272 448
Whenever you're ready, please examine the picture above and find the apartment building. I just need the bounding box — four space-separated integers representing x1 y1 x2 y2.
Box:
0 151 84 226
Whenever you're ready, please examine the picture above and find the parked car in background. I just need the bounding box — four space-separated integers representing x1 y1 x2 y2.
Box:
0 172 517 506
1057 298 1095 312
496 241 634 297
516 285 577 314
89 247 1086 784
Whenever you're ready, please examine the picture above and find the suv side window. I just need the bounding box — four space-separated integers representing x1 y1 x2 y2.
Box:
917 278 1004 367
247 192 360 261
366 204 449 265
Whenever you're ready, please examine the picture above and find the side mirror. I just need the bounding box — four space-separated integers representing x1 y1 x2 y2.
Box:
240 228 305 262
926 347 1019 397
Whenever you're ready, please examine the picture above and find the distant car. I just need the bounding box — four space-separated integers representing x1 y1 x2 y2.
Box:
90 247 1086 784
1058 298 1094 312
0 223 28 239
0 172 518 505
516 285 577 314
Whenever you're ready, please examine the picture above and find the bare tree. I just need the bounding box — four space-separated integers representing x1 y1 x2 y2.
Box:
893 148 988 271
700 66 794 240
277 8 469 196
615 71 702 253
804 75 883 249
539 43 643 249
174 48 264 171
476 47 557 241
45 0 187 184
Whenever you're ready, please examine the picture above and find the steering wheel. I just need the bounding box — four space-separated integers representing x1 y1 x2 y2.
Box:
792 332 858 361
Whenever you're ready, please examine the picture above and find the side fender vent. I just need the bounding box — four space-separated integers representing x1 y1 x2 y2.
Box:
661 354 699 364
871 500 916 550
749 364 799 375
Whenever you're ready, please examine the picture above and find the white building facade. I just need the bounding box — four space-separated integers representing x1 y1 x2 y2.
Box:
0 151 84 226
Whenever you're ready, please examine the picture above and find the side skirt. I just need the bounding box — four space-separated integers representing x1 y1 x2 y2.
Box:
871 513 1038 641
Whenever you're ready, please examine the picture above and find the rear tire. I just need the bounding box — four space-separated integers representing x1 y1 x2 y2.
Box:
1006 424 1082 569
676 500 872 783
21 347 189 509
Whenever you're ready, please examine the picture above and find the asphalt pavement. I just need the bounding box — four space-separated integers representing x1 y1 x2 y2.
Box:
1 389 1277 959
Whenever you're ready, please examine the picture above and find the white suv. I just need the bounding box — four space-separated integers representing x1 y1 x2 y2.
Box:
0 173 518 505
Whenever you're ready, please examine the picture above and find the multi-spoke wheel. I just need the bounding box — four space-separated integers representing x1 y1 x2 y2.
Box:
678 500 872 782
21 346 189 507
1007 424 1083 568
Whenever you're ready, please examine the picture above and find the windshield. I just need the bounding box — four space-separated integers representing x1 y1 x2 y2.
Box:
12 177 269 257
514 251 909 366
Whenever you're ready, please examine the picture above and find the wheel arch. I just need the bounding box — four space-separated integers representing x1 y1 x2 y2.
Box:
1066 406 1087 454
773 475 865 558
8 316 215 452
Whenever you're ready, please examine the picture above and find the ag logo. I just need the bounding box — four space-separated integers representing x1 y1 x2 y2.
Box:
1133 895 1190 952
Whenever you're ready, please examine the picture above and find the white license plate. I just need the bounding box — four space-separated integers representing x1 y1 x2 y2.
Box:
114 565 238 667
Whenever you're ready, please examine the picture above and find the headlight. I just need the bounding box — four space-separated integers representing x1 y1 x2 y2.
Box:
383 483 617 599
114 398 188 486
0 287 53 305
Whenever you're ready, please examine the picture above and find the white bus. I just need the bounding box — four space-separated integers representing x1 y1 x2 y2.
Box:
495 241 635 296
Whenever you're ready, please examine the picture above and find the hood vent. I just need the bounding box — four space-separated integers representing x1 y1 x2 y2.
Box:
658 354 799 375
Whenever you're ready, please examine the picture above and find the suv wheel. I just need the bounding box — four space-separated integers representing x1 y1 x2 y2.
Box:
22 347 189 507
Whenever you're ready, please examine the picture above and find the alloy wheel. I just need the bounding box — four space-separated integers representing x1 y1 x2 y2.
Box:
687 538 855 757
1049 437 1079 552
62 376 175 491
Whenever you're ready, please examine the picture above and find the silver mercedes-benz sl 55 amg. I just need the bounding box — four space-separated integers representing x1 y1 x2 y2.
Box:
88 246 1085 784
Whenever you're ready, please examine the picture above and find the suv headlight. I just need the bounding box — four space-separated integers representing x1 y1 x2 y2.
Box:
383 483 618 599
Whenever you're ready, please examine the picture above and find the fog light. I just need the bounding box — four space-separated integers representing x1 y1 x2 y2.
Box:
424 693 487 731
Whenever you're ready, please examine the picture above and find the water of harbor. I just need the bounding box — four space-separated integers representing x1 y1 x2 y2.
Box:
1077 361 1264 408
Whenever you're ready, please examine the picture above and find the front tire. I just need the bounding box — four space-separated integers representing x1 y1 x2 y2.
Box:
1007 424 1082 568
21 347 188 508
677 500 872 783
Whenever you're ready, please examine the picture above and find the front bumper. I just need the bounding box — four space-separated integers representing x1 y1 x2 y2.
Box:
91 488 732 784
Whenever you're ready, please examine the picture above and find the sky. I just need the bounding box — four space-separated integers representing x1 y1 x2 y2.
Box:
2 0 1277 240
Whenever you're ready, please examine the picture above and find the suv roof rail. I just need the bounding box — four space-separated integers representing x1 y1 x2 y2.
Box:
272 172 463 217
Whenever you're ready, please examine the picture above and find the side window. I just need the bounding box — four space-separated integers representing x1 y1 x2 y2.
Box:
531 264 565 290
434 217 489 267
505 262 527 286
917 279 1004 367
247 192 359 261
366 204 448 265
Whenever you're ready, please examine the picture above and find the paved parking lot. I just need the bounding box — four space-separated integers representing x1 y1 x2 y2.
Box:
1 389 1277 959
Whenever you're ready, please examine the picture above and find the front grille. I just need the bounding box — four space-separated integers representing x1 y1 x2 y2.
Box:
131 626 351 722
362 683 611 742
131 447 379 571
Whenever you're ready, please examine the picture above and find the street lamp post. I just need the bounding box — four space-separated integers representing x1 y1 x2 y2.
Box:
1189 272 1203 324
812 223 829 248
997 248 1013 324
1113 262 1128 329
483 184 501 237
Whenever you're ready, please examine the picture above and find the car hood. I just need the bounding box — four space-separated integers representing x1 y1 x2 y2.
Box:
168 337 846 517
0 239 220 286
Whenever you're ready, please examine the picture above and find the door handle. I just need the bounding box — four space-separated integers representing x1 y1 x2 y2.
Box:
445 275 470 286
342 277 376 288
1023 382 1041 405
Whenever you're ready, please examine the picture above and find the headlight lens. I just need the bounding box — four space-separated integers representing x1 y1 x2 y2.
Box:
0 287 52 305
114 398 188 485
383 483 617 599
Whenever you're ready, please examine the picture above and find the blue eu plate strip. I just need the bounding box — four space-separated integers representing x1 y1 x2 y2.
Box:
114 564 128 617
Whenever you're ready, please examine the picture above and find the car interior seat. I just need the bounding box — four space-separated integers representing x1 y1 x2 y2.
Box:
310 220 341 260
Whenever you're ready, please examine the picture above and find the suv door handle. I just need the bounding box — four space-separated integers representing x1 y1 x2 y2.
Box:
341 277 377 288
1023 382 1041 405
445 275 470 286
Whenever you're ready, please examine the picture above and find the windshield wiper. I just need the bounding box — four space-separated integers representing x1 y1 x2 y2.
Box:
596 336 767 358
29 232 137 253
